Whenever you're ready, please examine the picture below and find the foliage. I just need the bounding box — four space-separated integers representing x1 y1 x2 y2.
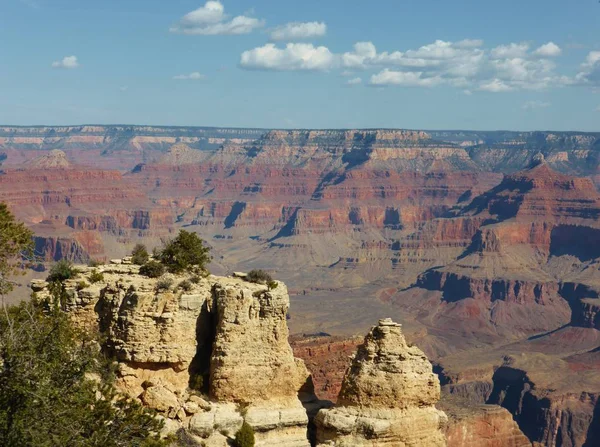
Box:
46 259 77 283
246 269 273 285
139 261 165 278
157 230 211 274
178 279 193 292
233 422 255 447
89 269 105 284
76 281 89 291
155 277 173 292
267 281 278 290
0 301 167 446
188 374 204 393
88 259 102 267
0 203 35 295
131 244 150 266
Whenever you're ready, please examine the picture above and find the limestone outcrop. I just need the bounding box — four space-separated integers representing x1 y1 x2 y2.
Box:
315 318 448 446
32 260 313 446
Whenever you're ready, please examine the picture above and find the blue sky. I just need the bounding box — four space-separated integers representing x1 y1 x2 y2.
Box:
1 0 599 130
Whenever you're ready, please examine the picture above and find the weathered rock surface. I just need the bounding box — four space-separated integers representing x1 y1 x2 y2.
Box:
315 318 448 446
32 262 313 446
440 395 532 447
291 335 362 402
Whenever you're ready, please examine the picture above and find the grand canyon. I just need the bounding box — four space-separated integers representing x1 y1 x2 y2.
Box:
2 125 600 446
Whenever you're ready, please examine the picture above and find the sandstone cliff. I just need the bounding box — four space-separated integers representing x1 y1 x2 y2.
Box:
315 318 448 446
32 261 314 446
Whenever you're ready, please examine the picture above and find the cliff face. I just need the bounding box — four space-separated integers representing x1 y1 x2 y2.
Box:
440 396 532 447
32 262 314 446
315 319 448 446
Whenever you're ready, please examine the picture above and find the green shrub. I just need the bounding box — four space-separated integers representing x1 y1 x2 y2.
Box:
0 301 167 445
156 277 173 292
139 261 165 278
233 422 255 447
47 260 77 283
246 269 273 285
158 230 211 274
88 259 102 267
179 279 193 292
131 243 149 266
0 202 35 295
267 280 278 290
189 374 204 392
89 269 104 284
76 281 88 291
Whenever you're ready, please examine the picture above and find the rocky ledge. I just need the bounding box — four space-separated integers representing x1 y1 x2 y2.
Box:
32 260 316 446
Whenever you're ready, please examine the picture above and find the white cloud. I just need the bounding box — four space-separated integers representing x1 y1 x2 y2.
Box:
534 42 562 57
574 51 600 86
370 69 443 87
51 55 79 69
173 72 205 80
490 43 530 59
270 22 326 41
489 58 558 90
346 77 362 85
119 86 129 92
478 79 513 92
522 100 551 110
240 43 335 71
170 1 264 35
238 37 585 93
342 40 484 76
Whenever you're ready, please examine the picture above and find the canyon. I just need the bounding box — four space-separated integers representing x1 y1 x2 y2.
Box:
30 260 531 446
3 124 600 445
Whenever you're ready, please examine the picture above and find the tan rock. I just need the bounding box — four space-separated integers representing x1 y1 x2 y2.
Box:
32 262 314 446
141 384 180 413
316 318 448 446
209 281 310 405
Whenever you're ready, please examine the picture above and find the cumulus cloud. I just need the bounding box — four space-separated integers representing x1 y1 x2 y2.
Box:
490 43 530 59
170 1 264 35
522 100 551 110
239 37 587 93
173 72 205 80
534 42 562 57
270 22 326 41
51 55 79 69
347 39 569 91
574 51 600 86
370 69 443 87
478 79 513 92
346 77 362 85
343 40 485 76
240 43 335 71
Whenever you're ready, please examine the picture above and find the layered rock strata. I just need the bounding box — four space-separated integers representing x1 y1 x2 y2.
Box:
31 260 313 446
439 395 532 447
315 318 447 446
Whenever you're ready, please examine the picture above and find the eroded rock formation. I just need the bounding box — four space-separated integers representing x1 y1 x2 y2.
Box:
315 318 448 446
32 261 314 446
